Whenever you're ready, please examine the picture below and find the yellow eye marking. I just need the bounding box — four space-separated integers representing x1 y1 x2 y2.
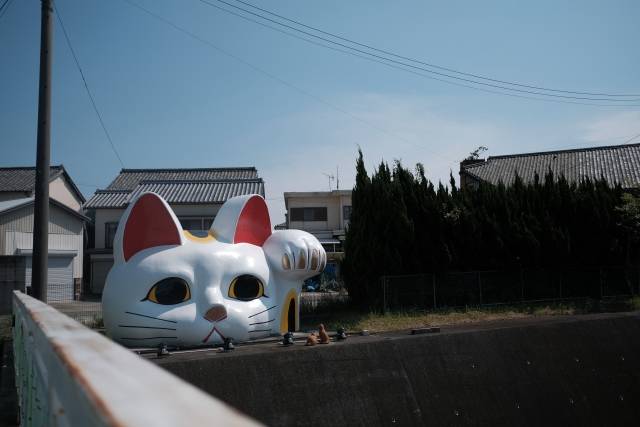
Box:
146 279 191 304
228 277 238 299
228 276 265 300
147 285 159 303
183 230 216 243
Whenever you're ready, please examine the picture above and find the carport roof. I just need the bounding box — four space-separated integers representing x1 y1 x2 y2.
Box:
0 197 89 221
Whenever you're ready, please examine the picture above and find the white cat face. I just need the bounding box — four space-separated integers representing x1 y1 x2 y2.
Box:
102 193 325 348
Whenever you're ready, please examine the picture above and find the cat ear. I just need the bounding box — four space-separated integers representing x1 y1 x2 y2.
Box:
113 192 184 263
211 194 272 246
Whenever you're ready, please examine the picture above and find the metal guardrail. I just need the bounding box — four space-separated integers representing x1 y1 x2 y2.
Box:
12 291 261 427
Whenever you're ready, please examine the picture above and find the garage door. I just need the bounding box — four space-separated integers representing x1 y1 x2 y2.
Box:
25 256 74 302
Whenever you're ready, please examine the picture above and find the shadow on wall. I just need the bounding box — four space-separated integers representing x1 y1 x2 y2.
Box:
155 312 640 426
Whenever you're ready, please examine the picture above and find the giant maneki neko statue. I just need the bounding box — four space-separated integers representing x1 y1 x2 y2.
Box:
102 192 326 347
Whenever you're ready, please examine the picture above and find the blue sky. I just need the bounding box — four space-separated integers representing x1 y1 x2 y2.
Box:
1 0 639 222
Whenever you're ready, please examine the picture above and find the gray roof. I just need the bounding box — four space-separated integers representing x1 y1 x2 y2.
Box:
106 167 259 190
0 165 85 202
0 166 61 192
462 143 640 189
82 190 131 209
129 180 264 205
0 197 33 214
84 168 265 209
0 197 88 221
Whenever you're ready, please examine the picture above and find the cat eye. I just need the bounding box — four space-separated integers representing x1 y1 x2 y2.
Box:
144 277 191 305
228 275 266 301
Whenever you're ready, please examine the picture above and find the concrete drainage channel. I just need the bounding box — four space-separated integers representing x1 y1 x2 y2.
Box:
148 312 640 427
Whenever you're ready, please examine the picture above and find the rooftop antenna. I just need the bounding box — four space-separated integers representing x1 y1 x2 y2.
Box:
336 165 340 190
322 172 335 191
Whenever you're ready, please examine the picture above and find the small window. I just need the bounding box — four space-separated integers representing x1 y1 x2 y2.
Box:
105 222 118 249
178 217 213 234
290 207 327 222
343 205 352 222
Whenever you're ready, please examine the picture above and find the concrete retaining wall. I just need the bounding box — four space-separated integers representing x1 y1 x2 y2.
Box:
156 313 640 426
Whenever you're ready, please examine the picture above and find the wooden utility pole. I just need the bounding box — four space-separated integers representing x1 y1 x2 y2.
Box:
32 0 53 301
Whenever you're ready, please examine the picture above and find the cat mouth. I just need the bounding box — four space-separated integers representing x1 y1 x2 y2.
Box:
202 324 226 343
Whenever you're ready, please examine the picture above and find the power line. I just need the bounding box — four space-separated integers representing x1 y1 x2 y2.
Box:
622 132 640 145
198 0 640 108
54 1 125 168
122 0 458 165
0 0 13 21
202 0 640 104
224 0 640 99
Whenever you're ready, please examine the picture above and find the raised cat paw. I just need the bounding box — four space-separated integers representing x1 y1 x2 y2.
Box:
263 229 326 278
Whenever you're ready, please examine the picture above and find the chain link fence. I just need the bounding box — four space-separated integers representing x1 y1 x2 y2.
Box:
381 266 640 312
46 283 102 327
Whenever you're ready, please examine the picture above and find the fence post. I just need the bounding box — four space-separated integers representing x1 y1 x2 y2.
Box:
478 272 483 305
432 274 437 309
381 276 387 314
559 272 563 299
599 267 604 299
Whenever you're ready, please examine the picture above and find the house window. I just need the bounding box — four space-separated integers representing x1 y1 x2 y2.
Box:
178 217 214 237
105 222 118 249
342 205 352 222
290 207 327 222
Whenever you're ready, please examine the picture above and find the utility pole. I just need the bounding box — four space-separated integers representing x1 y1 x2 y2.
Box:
32 0 53 301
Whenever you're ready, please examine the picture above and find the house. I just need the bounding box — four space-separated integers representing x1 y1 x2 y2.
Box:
283 190 352 284
83 167 265 294
0 166 87 306
459 143 640 191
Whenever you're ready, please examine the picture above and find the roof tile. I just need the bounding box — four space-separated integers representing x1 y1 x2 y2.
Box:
462 143 640 189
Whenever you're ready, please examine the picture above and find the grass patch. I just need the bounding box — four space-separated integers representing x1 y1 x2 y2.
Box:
301 299 637 333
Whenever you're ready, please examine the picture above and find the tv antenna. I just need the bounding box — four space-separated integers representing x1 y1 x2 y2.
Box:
322 172 335 191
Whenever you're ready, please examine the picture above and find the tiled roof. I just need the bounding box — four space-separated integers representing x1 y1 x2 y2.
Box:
106 167 259 190
0 166 63 192
84 168 265 209
129 180 265 204
462 143 640 189
82 190 131 209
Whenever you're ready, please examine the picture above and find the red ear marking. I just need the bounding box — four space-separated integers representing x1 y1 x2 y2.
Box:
233 196 272 246
123 193 181 261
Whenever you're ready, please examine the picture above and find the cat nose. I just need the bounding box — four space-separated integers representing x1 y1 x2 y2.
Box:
204 304 227 322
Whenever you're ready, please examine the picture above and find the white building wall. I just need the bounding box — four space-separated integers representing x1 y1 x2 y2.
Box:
287 193 352 231
0 204 84 280
5 231 83 279
94 209 125 249
49 176 82 211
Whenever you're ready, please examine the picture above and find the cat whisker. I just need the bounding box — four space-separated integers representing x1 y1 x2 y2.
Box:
248 305 277 319
120 336 178 340
118 325 176 331
125 311 177 324
249 319 275 326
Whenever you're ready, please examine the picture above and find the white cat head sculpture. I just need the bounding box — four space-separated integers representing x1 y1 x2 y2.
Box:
102 192 326 348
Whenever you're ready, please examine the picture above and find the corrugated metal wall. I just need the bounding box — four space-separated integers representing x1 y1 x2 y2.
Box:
7 232 83 279
0 204 84 278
